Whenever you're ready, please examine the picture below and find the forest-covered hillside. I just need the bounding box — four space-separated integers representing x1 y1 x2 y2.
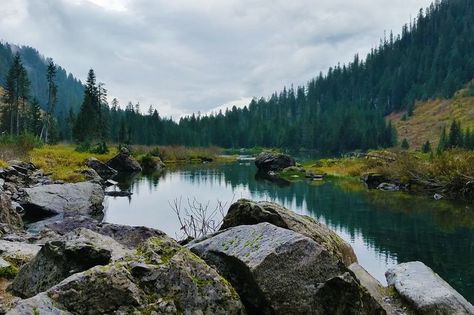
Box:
0 42 84 115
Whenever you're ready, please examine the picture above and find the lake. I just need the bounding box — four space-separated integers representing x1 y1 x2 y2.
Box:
104 162 474 302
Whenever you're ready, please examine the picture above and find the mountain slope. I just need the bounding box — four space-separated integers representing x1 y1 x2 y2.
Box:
388 84 474 149
0 42 84 115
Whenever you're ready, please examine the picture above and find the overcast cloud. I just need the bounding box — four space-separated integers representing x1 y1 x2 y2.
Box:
0 0 432 118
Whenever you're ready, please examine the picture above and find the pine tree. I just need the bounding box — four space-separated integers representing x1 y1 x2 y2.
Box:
41 59 57 143
447 120 463 148
437 127 448 153
2 53 30 135
421 140 432 153
401 138 410 150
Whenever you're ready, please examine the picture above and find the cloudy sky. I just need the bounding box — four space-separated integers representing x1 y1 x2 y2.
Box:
1 0 432 118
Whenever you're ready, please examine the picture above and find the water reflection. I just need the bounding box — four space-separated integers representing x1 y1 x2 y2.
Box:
104 163 474 302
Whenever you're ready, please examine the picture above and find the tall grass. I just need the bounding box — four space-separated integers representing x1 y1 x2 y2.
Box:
0 134 42 162
376 149 474 200
29 144 116 182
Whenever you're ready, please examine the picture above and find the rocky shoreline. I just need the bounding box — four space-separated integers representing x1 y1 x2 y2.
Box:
0 152 472 314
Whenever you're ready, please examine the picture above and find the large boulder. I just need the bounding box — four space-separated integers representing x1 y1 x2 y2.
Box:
20 182 104 218
45 216 166 249
85 157 118 180
106 148 142 173
8 235 245 315
221 199 357 266
10 228 130 298
255 152 296 172
188 223 383 315
0 192 23 234
386 261 474 315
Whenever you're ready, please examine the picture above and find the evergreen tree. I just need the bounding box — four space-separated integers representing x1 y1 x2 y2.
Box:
401 138 410 150
421 140 432 153
447 120 463 148
437 127 448 153
40 59 57 143
1 53 30 135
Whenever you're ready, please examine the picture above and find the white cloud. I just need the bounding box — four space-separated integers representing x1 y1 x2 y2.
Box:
0 0 433 117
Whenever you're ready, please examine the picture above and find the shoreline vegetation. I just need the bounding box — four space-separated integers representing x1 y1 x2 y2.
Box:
0 134 472 201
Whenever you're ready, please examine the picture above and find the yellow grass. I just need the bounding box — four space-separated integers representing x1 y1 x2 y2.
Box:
388 92 474 150
29 144 116 182
304 158 375 177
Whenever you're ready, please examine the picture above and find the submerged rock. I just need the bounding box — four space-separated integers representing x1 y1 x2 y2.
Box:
20 182 104 218
106 148 142 173
221 199 357 266
255 152 296 172
10 228 130 298
8 235 245 315
386 261 474 315
86 157 118 180
188 223 382 314
377 183 400 191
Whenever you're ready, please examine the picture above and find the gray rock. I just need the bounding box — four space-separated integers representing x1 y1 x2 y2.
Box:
349 263 410 315
45 217 166 249
221 199 357 266
0 240 41 266
377 183 400 191
9 235 245 315
6 293 72 315
0 192 23 234
10 228 130 298
76 168 103 184
386 261 474 315
188 223 383 315
20 182 104 218
106 148 142 173
255 152 296 172
105 190 133 197
86 157 118 179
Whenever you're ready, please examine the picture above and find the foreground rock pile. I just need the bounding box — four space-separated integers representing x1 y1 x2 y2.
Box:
0 157 473 314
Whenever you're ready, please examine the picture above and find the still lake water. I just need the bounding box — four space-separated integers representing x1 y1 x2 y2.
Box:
104 162 474 302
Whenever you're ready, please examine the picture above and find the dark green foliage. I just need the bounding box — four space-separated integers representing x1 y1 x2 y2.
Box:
401 138 410 150
421 140 432 153
437 120 474 152
0 43 84 114
437 127 448 153
1 53 30 135
447 120 463 148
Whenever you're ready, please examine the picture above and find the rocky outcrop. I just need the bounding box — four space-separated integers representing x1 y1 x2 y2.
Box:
255 152 296 172
106 148 142 173
86 157 118 180
20 182 104 218
0 192 23 234
220 199 357 266
188 223 383 315
386 261 474 315
8 235 245 315
10 228 130 298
